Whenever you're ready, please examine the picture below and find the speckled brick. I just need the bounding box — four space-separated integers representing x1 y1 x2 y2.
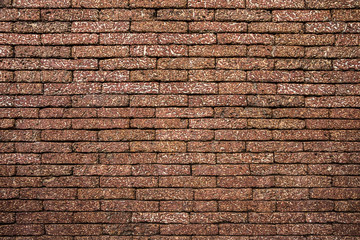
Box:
1 0 360 238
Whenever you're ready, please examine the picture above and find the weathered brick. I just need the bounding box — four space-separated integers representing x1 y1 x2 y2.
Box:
158 9 214 21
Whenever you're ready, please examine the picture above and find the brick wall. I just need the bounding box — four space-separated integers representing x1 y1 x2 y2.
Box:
1 0 360 238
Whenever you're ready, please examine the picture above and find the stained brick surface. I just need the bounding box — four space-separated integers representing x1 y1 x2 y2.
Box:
0 0 360 238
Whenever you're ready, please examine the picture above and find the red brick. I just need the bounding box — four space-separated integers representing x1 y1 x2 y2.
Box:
190 118 246 129
188 141 245 153
216 130 272 140
217 153 273 164
218 33 274 44
41 59 98 70
218 176 274 187
0 200 42 212
74 142 129 152
0 154 40 164
333 9 360 21
189 0 245 7
277 200 334 212
137 188 193 200
195 188 252 200
17 165 72 176
275 176 331 187
101 33 157 45
220 82 276 94
189 22 247 33
74 70 128 82
131 70 187 81
0 130 40 142
306 96 360 108
132 21 187 33
14 0 71 8
103 223 159 236
306 0 360 8
131 45 187 57
311 188 360 199
20 188 76 199
42 153 97 164
0 58 40 70
78 188 134 200
160 176 216 188
276 34 335 45
42 9 99 21
16 212 72 224
101 200 159 211
16 46 71 58
217 58 274 70
254 188 309 200
14 22 70 33
249 22 303 33
219 224 276 235
100 58 156 70
248 71 304 83
73 46 129 58
273 10 330 21
72 95 128 107
101 176 157 187
161 224 218 235
216 9 272 21
42 33 98 45
158 153 216 164
247 0 304 8
46 224 102 236
277 224 333 235
247 141 303 152
159 58 215 69
215 107 272 118
73 0 128 8
0 212 15 223
43 176 98 187
0 9 40 21
0 177 42 187
0 224 44 236
158 9 214 21
248 95 304 107
249 213 305 223
190 45 247 57
219 200 276 212
74 212 131 224
133 212 189 224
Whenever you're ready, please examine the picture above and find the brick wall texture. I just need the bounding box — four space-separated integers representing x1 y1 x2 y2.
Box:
1 0 360 238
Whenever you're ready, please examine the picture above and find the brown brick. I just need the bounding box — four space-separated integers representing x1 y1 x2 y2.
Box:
160 176 216 188
158 9 214 21
274 10 330 21
131 21 187 33
137 188 193 200
131 45 188 57
189 0 245 8
216 9 272 21
100 58 156 70
133 212 189 224
254 188 309 200
195 188 252 200
46 224 102 236
101 200 159 211
72 21 129 32
73 46 129 58
219 224 276 235
100 33 158 45
189 22 247 33
161 224 218 235
14 0 71 8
